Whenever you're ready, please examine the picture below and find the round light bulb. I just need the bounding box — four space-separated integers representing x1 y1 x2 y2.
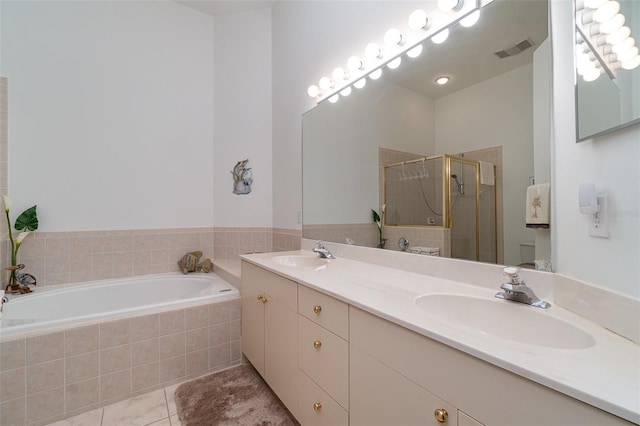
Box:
460 10 480 27
328 94 340 103
606 26 631 45
408 10 430 31
340 87 352 97
599 14 625 34
307 85 320 98
332 67 348 82
616 46 638 63
407 44 423 58
438 0 460 12
387 57 402 69
432 29 450 44
365 43 383 60
593 1 620 23
585 0 608 9
435 76 450 85
319 77 333 90
384 28 406 46
347 56 364 71
622 55 640 70
612 37 635 55
354 78 367 89
583 67 602 81
369 68 382 80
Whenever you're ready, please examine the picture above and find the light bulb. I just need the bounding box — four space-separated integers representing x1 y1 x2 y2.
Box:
436 76 450 85
307 85 320 98
332 67 348 82
606 26 631 45
612 37 635 55
438 0 461 12
384 28 406 46
593 1 620 23
432 29 450 44
328 94 340 103
583 67 602 81
460 10 480 27
340 87 352 97
599 14 625 33
407 44 423 58
319 77 334 90
622 55 640 70
354 78 367 89
365 43 383 60
616 46 638 63
347 56 364 71
369 68 382 80
408 10 430 31
387 57 402 69
585 0 608 9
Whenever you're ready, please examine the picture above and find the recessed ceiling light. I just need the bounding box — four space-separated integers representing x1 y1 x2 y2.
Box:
436 76 450 85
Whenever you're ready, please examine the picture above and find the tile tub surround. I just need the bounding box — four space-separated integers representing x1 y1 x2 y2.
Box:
0 298 242 426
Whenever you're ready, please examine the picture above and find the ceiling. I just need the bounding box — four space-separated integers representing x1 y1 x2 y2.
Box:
175 0 274 16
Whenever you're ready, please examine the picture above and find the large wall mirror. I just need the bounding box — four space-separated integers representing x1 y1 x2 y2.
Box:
575 0 640 141
303 0 551 268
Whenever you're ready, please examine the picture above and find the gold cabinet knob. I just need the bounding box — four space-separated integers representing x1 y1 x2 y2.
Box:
434 408 448 423
256 295 263 302
313 340 322 349
313 402 322 412
313 305 322 314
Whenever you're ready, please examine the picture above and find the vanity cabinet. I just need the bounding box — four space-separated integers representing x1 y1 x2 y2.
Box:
241 261 298 416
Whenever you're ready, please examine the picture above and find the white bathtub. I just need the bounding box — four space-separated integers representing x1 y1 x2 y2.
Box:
0 272 239 338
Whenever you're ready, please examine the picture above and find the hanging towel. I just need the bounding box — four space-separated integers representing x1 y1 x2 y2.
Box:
479 161 495 186
526 183 550 229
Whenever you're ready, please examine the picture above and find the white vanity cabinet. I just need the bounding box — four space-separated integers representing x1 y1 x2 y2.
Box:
349 306 632 426
297 285 349 425
241 261 299 416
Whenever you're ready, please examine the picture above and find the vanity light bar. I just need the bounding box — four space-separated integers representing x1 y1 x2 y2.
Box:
307 0 489 104
575 0 640 82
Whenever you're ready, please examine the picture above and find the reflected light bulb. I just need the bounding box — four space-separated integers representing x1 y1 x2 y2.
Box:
328 94 340 103
583 67 602 81
407 44 423 58
622 55 640 70
387 57 402 69
606 26 631 45
354 78 367 89
432 29 450 44
332 67 348 82
616 46 638 63
585 0 607 9
460 10 480 27
369 68 382 80
307 85 320 98
593 1 620 23
599 14 625 33
612 37 635 55
438 0 461 12
365 43 383 60
347 56 364 71
408 10 430 31
319 77 333 90
435 76 450 85
384 28 406 46
340 87 352 97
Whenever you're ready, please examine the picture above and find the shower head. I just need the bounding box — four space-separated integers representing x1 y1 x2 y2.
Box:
451 174 464 195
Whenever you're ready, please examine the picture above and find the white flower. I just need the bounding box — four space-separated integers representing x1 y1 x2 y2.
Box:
1 195 11 212
16 232 31 245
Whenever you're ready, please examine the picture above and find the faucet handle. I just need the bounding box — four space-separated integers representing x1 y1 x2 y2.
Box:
503 267 522 284
316 240 324 249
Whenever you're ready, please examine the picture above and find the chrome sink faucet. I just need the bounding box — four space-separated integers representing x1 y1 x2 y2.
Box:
313 241 335 259
495 267 550 309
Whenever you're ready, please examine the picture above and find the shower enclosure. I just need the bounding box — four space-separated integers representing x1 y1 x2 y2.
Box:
384 154 497 263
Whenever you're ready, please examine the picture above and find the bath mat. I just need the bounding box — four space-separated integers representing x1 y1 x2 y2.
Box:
174 364 298 426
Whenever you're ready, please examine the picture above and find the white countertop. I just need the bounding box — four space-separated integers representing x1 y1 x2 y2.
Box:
241 250 640 424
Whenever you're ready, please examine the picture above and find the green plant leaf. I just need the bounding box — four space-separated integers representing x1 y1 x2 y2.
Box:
372 209 380 223
15 205 38 231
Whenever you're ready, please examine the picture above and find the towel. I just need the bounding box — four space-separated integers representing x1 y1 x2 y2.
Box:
479 161 495 186
526 183 550 229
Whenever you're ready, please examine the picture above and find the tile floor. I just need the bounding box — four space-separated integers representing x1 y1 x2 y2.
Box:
47 383 182 426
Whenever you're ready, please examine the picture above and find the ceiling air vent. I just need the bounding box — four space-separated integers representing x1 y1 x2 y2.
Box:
494 38 535 58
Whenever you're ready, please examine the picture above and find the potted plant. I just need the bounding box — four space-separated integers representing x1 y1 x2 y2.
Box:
2 195 38 293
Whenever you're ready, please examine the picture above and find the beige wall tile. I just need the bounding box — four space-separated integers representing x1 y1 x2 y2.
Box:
229 319 241 341
159 355 184 384
185 327 208 353
185 349 208 376
69 237 92 256
27 359 64 394
209 301 229 325
159 310 184 336
100 320 131 349
185 305 208 330
209 323 230 347
27 386 65 424
230 340 242 363
45 256 70 275
66 377 99 413
1 396 26 426
159 333 185 360
131 314 159 342
65 325 99 356
92 253 114 271
0 367 25 402
65 351 99 384
69 254 92 273
131 338 159 367
26 332 64 366
112 235 133 252
100 344 131 375
132 362 159 393
0 338 25 371
44 238 70 258
229 299 241 321
92 236 113 253
209 343 230 369
100 369 132 404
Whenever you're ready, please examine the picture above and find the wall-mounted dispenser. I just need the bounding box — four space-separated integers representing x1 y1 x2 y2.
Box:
579 182 609 238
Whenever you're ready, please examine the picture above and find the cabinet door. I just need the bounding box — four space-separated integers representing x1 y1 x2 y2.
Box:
350 345 457 426
241 277 265 376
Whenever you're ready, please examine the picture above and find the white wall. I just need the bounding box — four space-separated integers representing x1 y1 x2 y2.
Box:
1 1 215 231
213 7 273 227
551 0 640 297
434 65 535 266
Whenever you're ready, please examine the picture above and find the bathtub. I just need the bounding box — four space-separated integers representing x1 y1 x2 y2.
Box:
0 272 239 338
0 272 242 425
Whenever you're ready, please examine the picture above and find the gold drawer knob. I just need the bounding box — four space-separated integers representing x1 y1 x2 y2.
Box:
313 402 322 412
257 295 268 303
313 340 322 349
434 408 448 423
313 305 322 314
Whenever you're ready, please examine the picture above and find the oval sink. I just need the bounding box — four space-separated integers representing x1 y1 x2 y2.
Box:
272 255 329 269
415 294 595 350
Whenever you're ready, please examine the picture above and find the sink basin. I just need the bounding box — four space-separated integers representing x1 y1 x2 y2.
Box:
415 294 595 350
272 255 329 269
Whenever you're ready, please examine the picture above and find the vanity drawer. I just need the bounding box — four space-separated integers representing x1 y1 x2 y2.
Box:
298 315 349 410
243 261 297 311
298 369 348 426
298 284 348 340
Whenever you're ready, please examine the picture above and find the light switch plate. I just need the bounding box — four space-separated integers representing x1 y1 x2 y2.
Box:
589 195 609 238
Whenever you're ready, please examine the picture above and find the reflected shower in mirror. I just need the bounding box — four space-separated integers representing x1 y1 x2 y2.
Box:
575 0 640 140
302 0 550 268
